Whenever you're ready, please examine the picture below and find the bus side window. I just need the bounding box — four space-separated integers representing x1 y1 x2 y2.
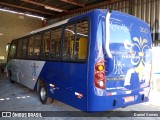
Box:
78 37 88 59
27 36 34 59
75 20 88 60
17 39 23 58
42 31 50 59
63 24 75 60
22 37 28 58
34 34 41 59
8 43 17 59
50 28 61 59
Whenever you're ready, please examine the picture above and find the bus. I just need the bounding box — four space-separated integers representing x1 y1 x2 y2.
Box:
7 9 152 112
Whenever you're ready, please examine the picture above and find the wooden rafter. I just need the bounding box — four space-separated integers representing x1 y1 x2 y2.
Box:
21 0 68 12
60 0 85 7
49 0 124 19
0 2 54 16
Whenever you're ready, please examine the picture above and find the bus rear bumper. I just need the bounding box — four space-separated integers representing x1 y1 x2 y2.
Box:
87 87 150 112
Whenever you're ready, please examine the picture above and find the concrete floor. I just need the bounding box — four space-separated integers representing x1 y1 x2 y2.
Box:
0 74 160 120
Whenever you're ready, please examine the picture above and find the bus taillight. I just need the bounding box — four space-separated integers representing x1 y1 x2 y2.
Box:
94 60 106 89
95 65 104 71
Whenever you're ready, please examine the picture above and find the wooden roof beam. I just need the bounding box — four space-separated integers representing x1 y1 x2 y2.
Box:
60 0 85 7
21 0 68 12
0 2 54 16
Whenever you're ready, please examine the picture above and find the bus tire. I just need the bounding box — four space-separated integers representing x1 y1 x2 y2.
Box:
39 83 53 104
9 71 15 84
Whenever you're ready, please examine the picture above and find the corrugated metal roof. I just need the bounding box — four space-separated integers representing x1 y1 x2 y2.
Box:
0 0 124 19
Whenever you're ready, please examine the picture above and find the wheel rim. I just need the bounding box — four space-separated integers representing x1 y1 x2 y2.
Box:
40 87 46 100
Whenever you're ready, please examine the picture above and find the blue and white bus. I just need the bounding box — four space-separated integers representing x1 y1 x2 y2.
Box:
7 9 152 111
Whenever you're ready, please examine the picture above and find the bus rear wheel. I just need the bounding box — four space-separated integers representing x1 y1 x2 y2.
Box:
39 83 53 104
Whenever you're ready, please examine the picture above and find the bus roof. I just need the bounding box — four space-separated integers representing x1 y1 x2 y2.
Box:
13 9 148 41
14 18 69 40
13 9 97 40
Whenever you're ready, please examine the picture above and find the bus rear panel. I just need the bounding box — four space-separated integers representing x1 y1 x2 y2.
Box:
88 10 152 111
